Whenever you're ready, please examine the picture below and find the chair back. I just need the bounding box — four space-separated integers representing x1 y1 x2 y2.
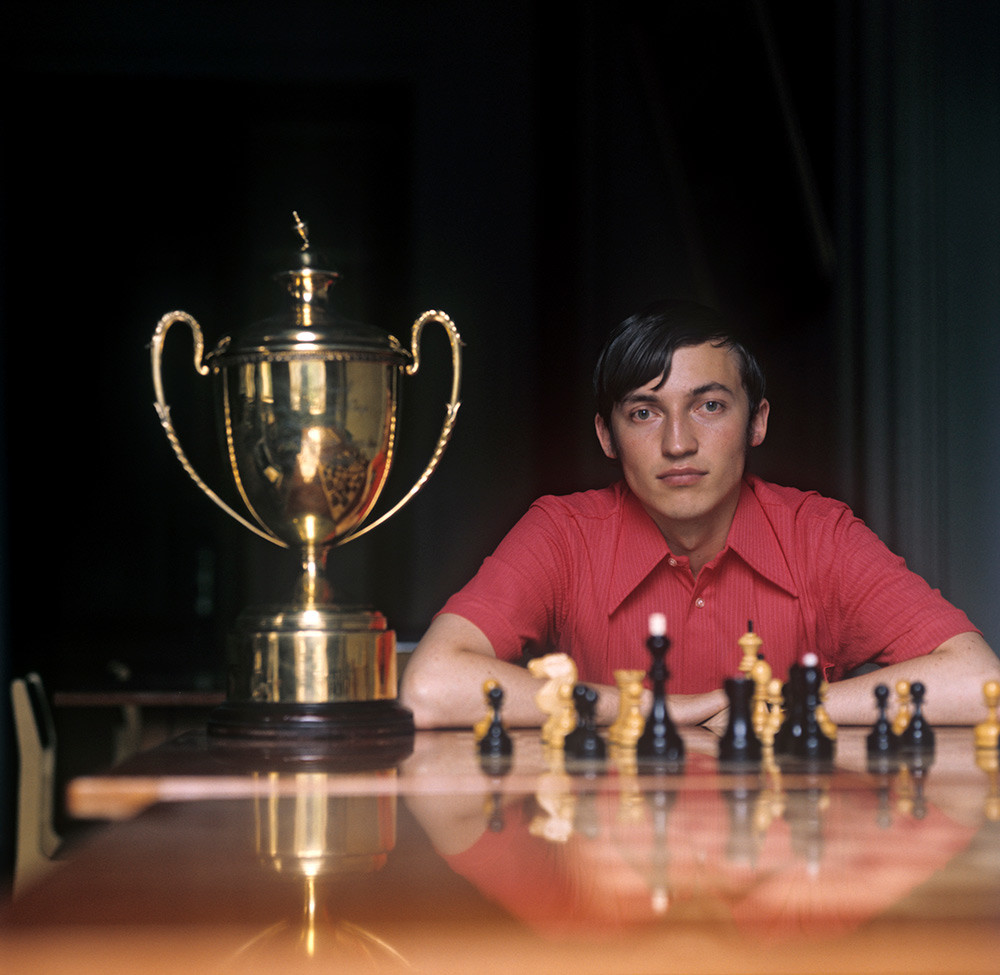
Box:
10 672 61 894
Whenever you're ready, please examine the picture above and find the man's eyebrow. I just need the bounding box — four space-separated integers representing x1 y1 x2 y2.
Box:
691 381 736 397
619 381 736 405
619 390 661 405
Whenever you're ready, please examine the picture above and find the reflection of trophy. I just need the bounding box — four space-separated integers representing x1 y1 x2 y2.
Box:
150 214 461 743
222 772 408 968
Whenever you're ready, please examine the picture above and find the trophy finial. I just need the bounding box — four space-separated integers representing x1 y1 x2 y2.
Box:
292 211 310 251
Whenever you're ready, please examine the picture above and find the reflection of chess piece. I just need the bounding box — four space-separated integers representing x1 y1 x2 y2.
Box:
892 680 912 736
723 776 764 867
644 788 676 916
529 768 577 843
754 760 785 832
974 680 1000 751
609 669 646 747
529 652 578 749
737 621 763 677
784 781 828 873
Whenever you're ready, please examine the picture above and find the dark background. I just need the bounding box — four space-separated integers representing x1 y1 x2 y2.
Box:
2 0 999 875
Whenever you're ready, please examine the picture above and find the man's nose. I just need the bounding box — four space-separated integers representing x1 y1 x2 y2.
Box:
662 414 697 456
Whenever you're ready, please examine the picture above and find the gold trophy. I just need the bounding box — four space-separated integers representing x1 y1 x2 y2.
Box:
150 214 461 744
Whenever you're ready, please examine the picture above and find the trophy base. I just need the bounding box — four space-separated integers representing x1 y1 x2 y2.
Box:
213 603 414 749
208 699 414 743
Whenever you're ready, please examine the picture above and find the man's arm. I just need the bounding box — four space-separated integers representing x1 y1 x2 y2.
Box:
400 613 728 729
824 631 1000 725
400 614 555 728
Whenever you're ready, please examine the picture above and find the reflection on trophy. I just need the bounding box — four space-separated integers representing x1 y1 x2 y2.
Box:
150 214 461 743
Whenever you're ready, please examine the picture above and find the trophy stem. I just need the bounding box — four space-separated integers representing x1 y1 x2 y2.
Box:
297 547 334 608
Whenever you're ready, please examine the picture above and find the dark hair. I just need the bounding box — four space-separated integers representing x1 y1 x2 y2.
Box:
593 299 766 430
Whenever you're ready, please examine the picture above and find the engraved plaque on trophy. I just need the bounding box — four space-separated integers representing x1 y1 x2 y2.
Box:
150 215 461 744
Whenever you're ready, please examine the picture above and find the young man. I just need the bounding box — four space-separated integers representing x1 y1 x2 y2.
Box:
401 301 1000 728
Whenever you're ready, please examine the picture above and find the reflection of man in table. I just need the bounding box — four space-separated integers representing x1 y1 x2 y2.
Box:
401 301 1000 728
404 752 978 944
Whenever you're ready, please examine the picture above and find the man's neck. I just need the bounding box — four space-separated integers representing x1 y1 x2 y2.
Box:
649 496 740 577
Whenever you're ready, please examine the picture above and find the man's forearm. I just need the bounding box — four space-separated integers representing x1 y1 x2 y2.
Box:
402 648 549 729
824 632 1000 726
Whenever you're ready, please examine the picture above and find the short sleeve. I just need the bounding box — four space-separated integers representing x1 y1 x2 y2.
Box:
438 501 572 662
803 501 979 677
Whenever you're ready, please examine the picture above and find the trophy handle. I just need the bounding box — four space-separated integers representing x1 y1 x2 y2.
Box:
150 310 287 548
338 310 462 545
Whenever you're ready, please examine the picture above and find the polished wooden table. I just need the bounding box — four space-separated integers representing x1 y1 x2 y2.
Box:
3 726 998 974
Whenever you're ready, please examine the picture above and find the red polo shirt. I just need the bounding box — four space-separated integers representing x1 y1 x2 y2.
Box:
439 476 977 690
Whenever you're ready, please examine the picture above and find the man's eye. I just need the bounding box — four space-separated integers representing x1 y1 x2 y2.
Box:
702 401 723 414
631 408 652 421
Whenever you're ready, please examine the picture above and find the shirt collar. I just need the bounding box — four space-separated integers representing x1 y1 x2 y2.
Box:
606 477 798 615
723 477 798 596
606 485 675 614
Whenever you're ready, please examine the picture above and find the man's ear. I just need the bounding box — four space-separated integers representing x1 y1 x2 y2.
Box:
749 398 769 447
595 413 618 459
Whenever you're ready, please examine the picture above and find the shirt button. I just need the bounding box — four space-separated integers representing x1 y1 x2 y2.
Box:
695 597 705 608
668 558 678 567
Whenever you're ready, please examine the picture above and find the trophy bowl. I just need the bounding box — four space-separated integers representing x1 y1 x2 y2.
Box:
151 216 461 744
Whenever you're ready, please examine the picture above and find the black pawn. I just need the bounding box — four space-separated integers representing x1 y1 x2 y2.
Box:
866 683 899 758
637 630 685 764
899 681 935 755
719 676 762 764
564 684 606 760
479 683 513 758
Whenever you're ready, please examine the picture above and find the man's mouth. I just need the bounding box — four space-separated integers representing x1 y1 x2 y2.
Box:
658 468 706 486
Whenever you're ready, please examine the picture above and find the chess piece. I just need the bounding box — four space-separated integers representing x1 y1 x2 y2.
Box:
816 680 838 741
564 684 606 760
759 677 785 755
529 652 578 749
866 683 899 759
750 650 772 738
773 674 799 756
609 669 646 747
974 680 1000 751
777 653 834 762
472 679 498 740
737 621 763 677
898 681 935 755
636 613 685 765
975 746 1000 822
719 675 762 764
892 680 912 736
477 681 513 758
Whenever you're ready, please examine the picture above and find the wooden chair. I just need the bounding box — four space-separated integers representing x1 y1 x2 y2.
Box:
10 672 62 895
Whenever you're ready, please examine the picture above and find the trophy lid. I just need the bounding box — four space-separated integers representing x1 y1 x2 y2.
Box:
211 213 410 365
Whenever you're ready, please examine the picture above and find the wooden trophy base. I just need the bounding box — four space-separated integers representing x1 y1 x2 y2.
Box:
207 700 415 768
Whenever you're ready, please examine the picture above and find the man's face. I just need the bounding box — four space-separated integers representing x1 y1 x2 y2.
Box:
594 341 769 542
